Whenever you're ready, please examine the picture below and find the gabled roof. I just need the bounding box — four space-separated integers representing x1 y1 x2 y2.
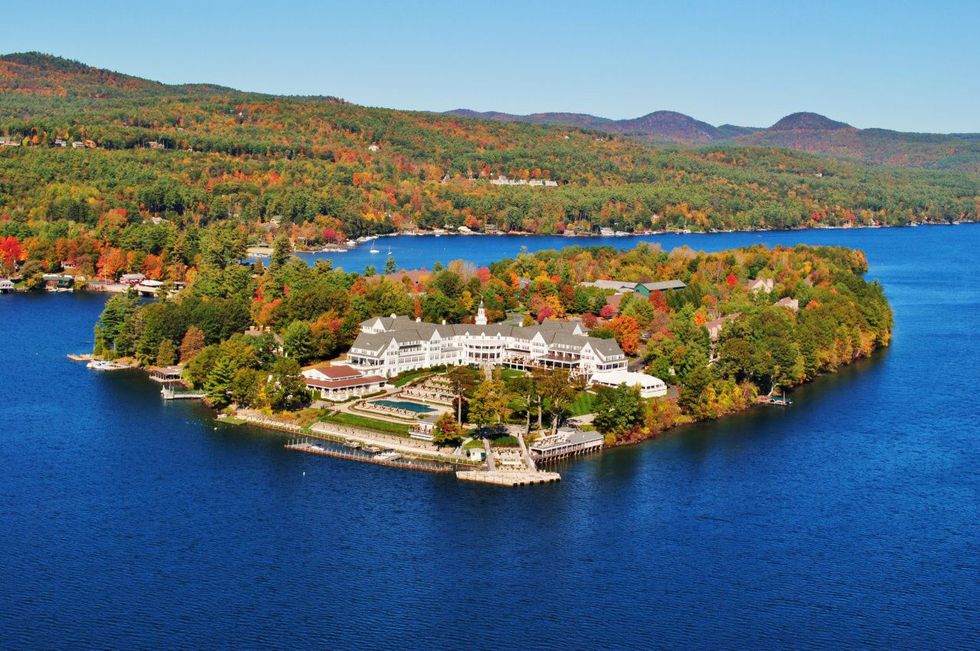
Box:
641 280 686 291
309 364 361 379
305 374 386 389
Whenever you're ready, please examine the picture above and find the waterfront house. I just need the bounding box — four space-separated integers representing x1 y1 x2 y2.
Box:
0 278 14 293
136 279 163 296
120 273 145 286
42 274 74 291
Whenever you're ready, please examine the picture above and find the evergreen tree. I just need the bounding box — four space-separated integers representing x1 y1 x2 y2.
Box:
270 234 292 269
156 338 176 366
384 256 397 274
267 358 310 411
205 356 235 407
282 321 314 363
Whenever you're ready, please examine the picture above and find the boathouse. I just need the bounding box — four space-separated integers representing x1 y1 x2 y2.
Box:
530 428 604 462
149 365 183 383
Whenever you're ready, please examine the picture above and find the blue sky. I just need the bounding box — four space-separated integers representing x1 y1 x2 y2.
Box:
5 0 979 132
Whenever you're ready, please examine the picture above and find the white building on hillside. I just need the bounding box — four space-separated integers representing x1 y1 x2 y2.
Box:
346 315 627 379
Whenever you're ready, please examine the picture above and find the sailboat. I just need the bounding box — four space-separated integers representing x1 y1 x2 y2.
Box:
369 244 380 254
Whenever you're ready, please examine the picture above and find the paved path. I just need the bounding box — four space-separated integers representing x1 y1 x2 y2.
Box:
516 432 537 472
483 438 496 471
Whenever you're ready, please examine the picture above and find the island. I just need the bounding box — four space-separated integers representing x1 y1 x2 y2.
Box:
86 242 892 485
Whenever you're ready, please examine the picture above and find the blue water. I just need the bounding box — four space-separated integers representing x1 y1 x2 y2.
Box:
371 399 435 413
2 225 978 648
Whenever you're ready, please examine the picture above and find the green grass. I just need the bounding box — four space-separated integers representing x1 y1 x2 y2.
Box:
490 435 520 448
320 412 412 436
390 369 432 387
464 439 485 450
568 391 597 417
499 368 526 381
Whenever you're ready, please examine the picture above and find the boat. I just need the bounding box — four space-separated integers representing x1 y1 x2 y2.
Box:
369 246 380 254
86 360 129 371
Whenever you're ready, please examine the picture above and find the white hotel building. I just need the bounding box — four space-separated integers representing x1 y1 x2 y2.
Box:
346 304 628 379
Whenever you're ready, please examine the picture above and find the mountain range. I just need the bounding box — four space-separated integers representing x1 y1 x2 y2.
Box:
446 109 980 171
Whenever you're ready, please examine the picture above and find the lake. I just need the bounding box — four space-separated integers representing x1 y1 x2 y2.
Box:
2 225 978 648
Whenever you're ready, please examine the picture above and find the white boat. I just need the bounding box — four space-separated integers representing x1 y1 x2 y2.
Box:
369 247 380 254
86 360 128 371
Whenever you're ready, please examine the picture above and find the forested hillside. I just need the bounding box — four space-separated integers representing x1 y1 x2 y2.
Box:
0 53 977 284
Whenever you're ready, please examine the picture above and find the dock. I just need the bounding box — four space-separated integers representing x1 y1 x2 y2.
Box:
284 440 455 473
67 353 94 362
456 470 561 486
161 387 206 400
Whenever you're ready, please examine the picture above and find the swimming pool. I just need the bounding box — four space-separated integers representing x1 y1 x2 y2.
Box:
371 399 435 413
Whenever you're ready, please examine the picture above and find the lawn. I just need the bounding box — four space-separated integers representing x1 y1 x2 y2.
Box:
390 367 439 387
568 391 597 417
321 412 412 436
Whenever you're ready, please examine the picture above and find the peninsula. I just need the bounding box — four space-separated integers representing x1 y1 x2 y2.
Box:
87 241 892 482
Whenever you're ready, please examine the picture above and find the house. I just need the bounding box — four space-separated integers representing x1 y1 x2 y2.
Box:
120 273 145 286
42 274 74 291
581 279 638 293
704 313 740 342
368 144 380 152
136 279 164 296
775 296 799 312
590 370 667 398
748 277 775 294
301 364 387 401
71 141 85 149
635 280 687 296
346 314 628 379
580 279 686 295
467 447 487 462
54 139 67 147
0 278 15 293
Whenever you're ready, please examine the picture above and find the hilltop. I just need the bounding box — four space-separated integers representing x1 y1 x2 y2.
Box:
0 52 977 288
446 107 980 171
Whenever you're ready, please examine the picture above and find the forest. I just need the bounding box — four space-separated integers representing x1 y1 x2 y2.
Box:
92 239 892 445
0 53 977 283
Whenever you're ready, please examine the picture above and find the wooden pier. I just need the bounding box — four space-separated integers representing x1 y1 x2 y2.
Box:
284 440 455 473
161 387 206 400
456 469 561 486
